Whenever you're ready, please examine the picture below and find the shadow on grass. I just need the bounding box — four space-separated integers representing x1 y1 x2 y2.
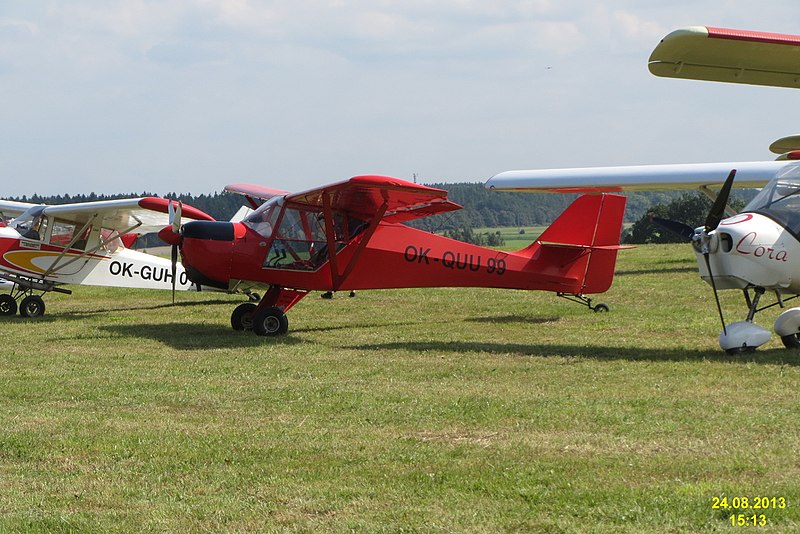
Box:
348 340 800 365
101 322 303 349
100 320 425 349
62 298 240 316
465 315 560 325
615 266 697 276
293 321 421 334
0 299 244 324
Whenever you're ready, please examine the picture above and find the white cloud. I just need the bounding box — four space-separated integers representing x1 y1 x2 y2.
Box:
0 1 798 196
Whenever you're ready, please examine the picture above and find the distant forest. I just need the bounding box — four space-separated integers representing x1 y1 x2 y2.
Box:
8 183 754 232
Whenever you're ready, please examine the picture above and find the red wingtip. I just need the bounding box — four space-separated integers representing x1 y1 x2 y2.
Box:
138 197 215 221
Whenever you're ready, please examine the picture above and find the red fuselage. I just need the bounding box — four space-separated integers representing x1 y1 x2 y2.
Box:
178 193 626 298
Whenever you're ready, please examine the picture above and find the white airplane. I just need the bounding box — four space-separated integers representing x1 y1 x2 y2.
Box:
0 197 214 318
486 26 800 354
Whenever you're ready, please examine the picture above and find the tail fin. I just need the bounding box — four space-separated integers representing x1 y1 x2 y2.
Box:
520 194 628 294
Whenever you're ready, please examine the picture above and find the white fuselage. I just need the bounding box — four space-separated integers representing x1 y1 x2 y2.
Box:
697 212 797 293
0 226 195 290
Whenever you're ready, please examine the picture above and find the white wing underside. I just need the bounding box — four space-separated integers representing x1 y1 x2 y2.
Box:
486 161 794 193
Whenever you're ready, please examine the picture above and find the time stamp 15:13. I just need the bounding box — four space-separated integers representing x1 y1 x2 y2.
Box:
712 496 787 527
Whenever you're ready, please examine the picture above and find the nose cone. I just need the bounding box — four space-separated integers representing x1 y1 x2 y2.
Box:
180 221 236 290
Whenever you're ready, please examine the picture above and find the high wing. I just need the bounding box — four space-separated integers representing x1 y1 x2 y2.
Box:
486 161 793 193
649 26 800 89
39 197 214 234
283 175 462 223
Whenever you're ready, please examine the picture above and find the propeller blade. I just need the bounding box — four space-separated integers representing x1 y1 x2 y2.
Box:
650 216 695 242
172 201 183 234
171 243 178 305
703 251 727 337
705 169 737 232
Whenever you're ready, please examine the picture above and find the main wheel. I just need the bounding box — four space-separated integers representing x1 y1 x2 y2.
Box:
593 303 609 313
231 303 257 331
19 295 45 318
0 294 17 316
252 306 289 336
780 333 800 349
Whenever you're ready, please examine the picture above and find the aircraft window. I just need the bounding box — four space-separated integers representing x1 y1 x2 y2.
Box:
263 207 368 271
243 197 282 238
100 228 122 254
265 207 326 271
49 219 91 250
746 177 800 234
12 206 48 240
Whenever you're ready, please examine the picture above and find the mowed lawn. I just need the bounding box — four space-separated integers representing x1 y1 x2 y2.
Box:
1 243 799 532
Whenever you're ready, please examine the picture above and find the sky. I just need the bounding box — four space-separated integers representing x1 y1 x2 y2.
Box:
1 1 798 197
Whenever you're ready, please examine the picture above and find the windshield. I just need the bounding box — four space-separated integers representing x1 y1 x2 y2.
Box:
243 196 283 238
11 206 47 240
744 163 800 234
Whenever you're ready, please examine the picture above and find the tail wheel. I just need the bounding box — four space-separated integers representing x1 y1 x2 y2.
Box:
593 303 609 313
19 295 45 318
0 294 17 316
253 306 289 336
231 303 257 331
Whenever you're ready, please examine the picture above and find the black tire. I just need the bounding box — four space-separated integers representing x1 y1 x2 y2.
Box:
19 295 45 318
0 294 17 316
252 306 289 336
593 303 609 313
231 303 257 331
781 334 800 349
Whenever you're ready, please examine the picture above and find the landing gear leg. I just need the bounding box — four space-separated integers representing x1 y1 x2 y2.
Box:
719 287 772 354
557 292 609 312
238 286 306 337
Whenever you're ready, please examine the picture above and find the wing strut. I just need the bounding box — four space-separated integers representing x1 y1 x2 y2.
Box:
42 218 143 278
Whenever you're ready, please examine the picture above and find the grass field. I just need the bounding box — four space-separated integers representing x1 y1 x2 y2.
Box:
1 243 799 532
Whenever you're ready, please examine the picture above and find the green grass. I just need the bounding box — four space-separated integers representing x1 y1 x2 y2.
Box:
1 243 799 532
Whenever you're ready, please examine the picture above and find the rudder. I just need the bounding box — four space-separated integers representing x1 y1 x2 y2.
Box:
519 194 628 294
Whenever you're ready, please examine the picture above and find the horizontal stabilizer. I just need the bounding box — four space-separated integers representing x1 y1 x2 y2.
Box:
539 242 634 251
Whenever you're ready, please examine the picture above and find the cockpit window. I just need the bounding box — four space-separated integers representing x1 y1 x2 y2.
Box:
12 206 48 241
50 219 92 250
744 164 800 234
243 197 282 238
261 203 368 271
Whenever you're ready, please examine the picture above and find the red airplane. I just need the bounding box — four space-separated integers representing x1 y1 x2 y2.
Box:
158 175 627 336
